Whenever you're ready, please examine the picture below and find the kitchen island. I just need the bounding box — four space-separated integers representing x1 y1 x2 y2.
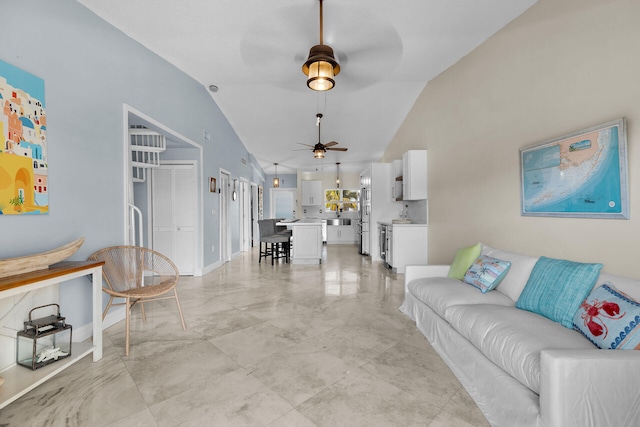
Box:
276 219 323 264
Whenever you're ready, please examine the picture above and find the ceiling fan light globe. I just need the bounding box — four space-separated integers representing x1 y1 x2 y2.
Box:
303 45 340 91
307 74 335 91
314 149 325 159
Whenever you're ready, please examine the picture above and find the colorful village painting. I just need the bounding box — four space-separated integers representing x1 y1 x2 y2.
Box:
0 59 48 215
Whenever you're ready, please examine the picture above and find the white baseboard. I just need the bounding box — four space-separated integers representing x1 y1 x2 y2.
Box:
71 306 126 342
202 260 223 276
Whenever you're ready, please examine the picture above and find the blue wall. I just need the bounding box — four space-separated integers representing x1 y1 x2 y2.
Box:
0 0 263 327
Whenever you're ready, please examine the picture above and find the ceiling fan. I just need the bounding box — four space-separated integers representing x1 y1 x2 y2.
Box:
239 2 402 91
297 113 348 159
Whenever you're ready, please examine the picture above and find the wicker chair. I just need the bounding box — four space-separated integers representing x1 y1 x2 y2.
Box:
88 246 186 355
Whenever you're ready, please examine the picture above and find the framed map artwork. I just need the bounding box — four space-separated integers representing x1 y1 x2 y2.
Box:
520 118 628 219
0 60 48 215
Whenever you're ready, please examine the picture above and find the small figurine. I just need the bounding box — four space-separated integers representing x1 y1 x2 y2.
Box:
36 347 68 363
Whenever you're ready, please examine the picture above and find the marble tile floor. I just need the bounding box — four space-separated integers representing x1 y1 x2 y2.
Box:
0 245 490 427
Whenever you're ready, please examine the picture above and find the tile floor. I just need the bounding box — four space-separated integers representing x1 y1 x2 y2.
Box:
0 245 489 427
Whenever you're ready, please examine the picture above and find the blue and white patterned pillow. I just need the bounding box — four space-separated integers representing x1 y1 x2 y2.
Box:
573 283 640 350
463 255 511 293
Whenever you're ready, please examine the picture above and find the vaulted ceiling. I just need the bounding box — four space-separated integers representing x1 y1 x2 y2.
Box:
77 0 538 175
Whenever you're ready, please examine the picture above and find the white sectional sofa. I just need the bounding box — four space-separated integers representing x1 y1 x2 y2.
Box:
400 245 640 427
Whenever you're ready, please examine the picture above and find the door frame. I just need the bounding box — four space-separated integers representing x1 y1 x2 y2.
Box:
122 104 204 275
239 178 250 252
219 169 231 263
250 183 259 247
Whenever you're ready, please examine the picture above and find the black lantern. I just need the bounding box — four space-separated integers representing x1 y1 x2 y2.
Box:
16 304 72 370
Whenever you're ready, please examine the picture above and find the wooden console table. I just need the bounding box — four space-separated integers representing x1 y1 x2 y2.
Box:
0 260 104 409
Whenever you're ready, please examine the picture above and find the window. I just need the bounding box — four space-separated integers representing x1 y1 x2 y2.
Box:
325 188 359 212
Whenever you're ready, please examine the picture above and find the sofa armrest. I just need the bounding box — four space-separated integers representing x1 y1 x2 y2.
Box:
540 349 640 427
404 265 450 294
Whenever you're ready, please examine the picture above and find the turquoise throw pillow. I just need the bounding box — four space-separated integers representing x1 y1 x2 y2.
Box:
447 243 481 280
516 256 603 328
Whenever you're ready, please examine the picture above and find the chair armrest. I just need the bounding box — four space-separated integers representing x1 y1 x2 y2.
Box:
540 349 640 427
404 265 450 294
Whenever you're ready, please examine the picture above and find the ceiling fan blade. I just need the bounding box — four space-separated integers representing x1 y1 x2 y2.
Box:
326 147 348 151
324 141 339 147
297 143 315 148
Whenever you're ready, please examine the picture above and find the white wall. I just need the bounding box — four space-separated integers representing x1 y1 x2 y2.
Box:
383 0 640 277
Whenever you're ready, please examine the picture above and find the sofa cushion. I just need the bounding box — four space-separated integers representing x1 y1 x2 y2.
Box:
573 283 640 350
447 243 481 280
516 256 602 328
463 255 511 293
445 304 594 394
407 277 514 319
481 245 539 302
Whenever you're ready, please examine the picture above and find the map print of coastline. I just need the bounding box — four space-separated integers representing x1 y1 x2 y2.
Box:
522 124 622 215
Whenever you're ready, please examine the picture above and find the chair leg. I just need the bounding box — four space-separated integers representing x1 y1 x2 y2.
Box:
102 296 115 321
140 300 146 323
173 289 187 330
271 243 276 265
125 297 131 356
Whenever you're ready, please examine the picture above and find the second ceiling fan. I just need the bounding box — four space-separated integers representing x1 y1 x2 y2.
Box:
298 113 348 159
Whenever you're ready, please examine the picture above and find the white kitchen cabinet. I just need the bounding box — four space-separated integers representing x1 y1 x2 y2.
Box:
326 225 355 244
279 220 323 264
387 223 428 273
402 150 427 200
301 180 323 205
390 159 403 201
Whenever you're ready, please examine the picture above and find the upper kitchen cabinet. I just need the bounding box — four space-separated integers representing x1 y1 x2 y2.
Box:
301 180 322 206
390 159 403 202
403 150 427 200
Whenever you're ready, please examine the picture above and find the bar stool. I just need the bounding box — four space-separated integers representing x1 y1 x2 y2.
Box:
258 219 291 265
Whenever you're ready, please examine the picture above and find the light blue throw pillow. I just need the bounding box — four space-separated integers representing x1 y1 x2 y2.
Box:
573 283 640 350
516 256 603 328
463 255 511 293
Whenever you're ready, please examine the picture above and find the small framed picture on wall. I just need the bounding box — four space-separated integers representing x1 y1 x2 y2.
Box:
209 177 217 193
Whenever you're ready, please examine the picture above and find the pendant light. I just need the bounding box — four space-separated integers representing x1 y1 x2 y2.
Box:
335 162 340 188
302 0 340 91
313 113 326 158
273 163 280 187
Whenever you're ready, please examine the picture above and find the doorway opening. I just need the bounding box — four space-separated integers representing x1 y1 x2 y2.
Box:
270 188 296 219
123 104 203 275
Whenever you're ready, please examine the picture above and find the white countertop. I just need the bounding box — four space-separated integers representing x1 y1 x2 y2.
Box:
377 220 428 227
277 219 323 225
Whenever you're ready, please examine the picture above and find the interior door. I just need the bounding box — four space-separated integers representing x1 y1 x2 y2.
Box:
152 164 196 275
